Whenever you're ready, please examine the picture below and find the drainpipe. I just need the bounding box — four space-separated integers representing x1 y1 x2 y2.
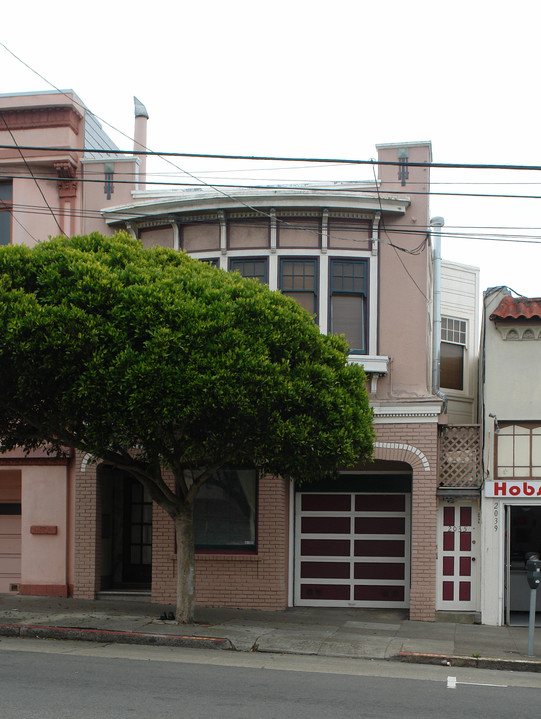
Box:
134 97 149 190
430 216 447 413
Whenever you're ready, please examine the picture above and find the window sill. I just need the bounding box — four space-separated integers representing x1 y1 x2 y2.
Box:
195 552 260 562
348 354 389 374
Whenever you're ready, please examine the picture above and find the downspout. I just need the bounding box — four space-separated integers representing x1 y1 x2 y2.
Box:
430 216 447 413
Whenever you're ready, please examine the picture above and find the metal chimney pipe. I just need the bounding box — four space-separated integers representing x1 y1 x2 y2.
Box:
134 97 149 189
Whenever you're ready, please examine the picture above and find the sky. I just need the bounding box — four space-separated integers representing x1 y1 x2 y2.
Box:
2 0 541 298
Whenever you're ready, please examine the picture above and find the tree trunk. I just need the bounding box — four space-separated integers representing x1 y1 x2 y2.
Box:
174 506 196 623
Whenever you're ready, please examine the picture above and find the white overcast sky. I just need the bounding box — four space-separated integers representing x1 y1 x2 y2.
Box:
2 0 541 298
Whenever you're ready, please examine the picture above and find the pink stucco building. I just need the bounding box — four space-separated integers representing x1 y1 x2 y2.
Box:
0 91 480 621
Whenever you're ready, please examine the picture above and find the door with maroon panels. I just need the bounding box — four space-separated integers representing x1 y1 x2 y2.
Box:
436 500 480 611
294 493 411 608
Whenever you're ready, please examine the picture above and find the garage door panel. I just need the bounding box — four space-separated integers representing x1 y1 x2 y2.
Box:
301 516 351 533
301 561 350 579
354 585 405 602
295 492 411 608
355 494 405 512
301 539 350 556
354 562 405 580
301 495 350 511
354 517 405 534
301 584 350 600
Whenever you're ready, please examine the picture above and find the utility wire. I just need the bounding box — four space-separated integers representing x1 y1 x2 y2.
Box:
5 142 541 173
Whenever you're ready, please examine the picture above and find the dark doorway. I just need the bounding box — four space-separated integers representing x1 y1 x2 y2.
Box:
100 467 152 590
506 505 541 624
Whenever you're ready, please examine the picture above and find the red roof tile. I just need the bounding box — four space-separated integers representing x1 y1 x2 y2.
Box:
490 296 541 320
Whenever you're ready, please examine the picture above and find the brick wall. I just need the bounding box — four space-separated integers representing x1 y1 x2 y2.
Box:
374 421 439 621
72 423 438 620
152 473 290 609
72 451 100 598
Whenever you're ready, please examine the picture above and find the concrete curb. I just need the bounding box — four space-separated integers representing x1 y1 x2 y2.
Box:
397 650 541 673
0 623 234 651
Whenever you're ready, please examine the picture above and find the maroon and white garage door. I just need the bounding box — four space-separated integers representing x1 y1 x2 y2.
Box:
295 492 410 607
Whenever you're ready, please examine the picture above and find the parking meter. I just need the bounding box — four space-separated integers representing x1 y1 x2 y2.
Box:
526 553 541 589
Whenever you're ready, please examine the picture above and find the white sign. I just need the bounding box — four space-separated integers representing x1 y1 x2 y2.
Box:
485 480 541 498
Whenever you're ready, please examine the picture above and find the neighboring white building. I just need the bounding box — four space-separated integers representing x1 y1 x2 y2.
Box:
480 287 541 625
435 260 481 620
440 260 480 425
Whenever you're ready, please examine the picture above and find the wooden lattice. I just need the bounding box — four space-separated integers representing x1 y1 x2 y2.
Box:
439 425 481 488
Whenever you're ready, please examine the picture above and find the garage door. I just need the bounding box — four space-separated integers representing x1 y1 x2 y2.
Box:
295 492 410 607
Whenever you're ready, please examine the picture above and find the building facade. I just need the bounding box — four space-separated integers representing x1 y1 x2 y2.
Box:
480 288 541 625
0 91 482 621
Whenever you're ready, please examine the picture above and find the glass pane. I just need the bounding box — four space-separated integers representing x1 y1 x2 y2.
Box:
460 506 472 527
194 467 257 549
301 516 351 534
301 584 350 600
331 260 366 292
440 342 464 390
443 557 454 576
443 507 455 526
143 504 152 523
131 526 142 544
497 435 514 474
459 582 471 601
301 562 350 579
142 525 152 544
354 562 404 580
460 531 472 551
532 434 541 466
443 581 454 601
281 260 315 291
141 546 152 565
355 495 405 512
515 435 530 468
443 532 455 551
230 259 267 284
284 291 316 315
303 494 351 511
0 211 11 246
301 539 350 557
331 295 365 352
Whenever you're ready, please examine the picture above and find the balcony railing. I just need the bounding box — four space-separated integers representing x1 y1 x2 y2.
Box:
439 424 481 488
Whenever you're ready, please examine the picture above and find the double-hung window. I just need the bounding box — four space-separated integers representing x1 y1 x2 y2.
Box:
440 316 466 390
279 259 317 317
330 259 367 353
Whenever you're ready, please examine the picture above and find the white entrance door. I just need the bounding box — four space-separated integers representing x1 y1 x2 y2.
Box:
295 492 410 608
436 499 480 611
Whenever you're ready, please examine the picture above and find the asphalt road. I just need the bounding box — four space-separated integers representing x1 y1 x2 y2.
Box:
1 638 540 718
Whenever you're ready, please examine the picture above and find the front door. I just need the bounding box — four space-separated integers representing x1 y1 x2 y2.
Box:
436 499 480 611
122 477 152 585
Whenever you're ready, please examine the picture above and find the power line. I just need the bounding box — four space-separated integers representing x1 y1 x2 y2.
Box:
5 142 541 172
6 170 541 204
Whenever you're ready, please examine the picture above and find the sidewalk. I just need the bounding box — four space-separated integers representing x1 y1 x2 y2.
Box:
1 594 541 673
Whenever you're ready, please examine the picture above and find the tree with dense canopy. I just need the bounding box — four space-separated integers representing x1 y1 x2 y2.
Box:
0 232 374 621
